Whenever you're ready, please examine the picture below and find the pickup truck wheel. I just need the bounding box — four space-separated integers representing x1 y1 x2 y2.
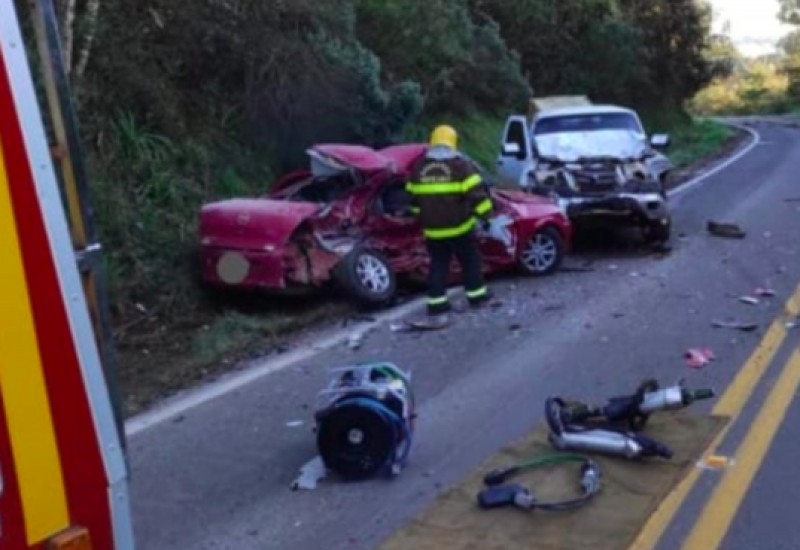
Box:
644 218 671 243
334 248 397 307
518 226 564 276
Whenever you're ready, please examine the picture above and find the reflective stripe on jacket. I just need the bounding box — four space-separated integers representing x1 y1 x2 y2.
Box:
406 150 492 240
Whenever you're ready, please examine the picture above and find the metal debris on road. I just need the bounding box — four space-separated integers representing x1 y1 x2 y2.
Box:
291 456 327 491
738 296 760 305
754 288 776 297
391 315 451 333
685 348 716 369
561 261 596 273
707 221 746 239
712 320 759 332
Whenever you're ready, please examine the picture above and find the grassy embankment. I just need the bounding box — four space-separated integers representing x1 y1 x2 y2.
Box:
116 112 738 415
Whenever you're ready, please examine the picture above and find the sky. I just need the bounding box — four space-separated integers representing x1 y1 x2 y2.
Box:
709 0 794 57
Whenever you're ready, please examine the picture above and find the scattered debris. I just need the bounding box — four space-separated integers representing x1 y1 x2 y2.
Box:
754 288 776 298
347 334 363 350
286 420 304 428
712 320 759 332
738 296 760 305
613 312 626 319
685 348 716 369
291 456 327 491
697 454 734 471
390 315 451 333
608 264 619 271
678 233 689 241
784 197 800 203
489 300 505 309
561 260 596 273
707 221 746 239
509 323 522 332
543 303 566 312
786 317 799 329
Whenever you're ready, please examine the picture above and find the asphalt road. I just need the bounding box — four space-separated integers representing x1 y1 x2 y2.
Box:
127 119 800 550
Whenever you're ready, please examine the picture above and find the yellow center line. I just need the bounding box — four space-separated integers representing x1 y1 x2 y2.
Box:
629 282 800 550
682 346 800 549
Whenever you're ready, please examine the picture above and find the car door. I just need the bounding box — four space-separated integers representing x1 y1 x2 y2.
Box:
496 115 535 188
363 178 427 275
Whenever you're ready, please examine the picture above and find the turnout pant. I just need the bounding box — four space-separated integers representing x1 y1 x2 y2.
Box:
425 232 489 315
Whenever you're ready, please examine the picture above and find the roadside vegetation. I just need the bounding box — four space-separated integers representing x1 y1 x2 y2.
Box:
692 0 800 115
19 0 743 413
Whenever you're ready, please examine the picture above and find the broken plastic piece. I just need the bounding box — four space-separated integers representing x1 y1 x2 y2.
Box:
754 288 776 297
291 456 327 491
738 296 760 305
685 348 716 369
707 221 746 239
286 420 304 428
712 320 758 332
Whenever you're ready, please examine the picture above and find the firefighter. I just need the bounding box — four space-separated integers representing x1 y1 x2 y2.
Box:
407 124 493 316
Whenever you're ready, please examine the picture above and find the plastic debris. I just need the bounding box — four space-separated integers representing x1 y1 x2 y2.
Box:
544 303 566 312
286 420 304 428
738 296 760 305
754 288 776 297
347 333 364 350
712 320 758 332
392 315 450 332
685 348 716 369
509 323 522 331
697 455 734 471
707 221 746 239
291 456 327 491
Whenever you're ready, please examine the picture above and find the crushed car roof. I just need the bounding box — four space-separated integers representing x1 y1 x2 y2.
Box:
309 144 426 174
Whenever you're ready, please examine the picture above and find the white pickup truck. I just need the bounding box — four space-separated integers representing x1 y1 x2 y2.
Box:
495 97 674 243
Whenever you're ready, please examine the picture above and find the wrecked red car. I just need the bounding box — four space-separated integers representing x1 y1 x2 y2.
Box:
199 144 572 305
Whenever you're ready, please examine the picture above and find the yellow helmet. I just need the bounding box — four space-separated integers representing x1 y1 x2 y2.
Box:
429 125 458 150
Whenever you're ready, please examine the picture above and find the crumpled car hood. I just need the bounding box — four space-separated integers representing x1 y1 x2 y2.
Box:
535 130 648 162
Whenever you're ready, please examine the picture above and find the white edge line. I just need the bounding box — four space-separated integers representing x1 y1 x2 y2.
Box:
126 120 762 437
667 121 760 198
125 294 433 436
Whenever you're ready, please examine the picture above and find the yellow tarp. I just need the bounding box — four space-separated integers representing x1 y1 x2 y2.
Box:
379 412 727 550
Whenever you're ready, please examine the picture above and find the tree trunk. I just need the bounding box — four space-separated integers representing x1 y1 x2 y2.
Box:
58 0 77 74
74 0 100 80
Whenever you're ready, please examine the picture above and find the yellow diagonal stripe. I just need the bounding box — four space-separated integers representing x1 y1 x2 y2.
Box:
0 140 69 542
629 281 800 550
682 347 800 550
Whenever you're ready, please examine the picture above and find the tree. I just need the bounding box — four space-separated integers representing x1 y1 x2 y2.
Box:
779 30 800 99
779 0 800 25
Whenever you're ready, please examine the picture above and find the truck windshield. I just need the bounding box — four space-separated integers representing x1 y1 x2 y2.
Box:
534 113 641 135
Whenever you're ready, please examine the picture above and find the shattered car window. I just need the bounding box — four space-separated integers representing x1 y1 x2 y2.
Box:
282 173 362 204
535 113 642 135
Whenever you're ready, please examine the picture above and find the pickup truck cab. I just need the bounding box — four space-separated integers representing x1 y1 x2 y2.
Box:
496 99 674 243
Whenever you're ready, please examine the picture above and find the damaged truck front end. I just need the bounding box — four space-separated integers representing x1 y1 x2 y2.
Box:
530 156 670 242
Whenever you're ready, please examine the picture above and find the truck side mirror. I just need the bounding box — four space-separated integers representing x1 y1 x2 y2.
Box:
650 134 671 149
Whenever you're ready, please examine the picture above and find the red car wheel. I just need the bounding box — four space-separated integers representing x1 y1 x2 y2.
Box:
518 226 564 276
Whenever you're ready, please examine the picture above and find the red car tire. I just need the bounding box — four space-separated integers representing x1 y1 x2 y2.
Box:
518 226 564 276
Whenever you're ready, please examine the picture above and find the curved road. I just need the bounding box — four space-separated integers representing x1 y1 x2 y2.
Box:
128 119 800 550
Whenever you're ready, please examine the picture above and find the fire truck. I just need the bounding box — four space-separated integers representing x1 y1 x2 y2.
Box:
0 0 134 548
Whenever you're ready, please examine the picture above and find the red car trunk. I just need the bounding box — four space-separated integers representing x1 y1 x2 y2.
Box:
200 198 321 288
